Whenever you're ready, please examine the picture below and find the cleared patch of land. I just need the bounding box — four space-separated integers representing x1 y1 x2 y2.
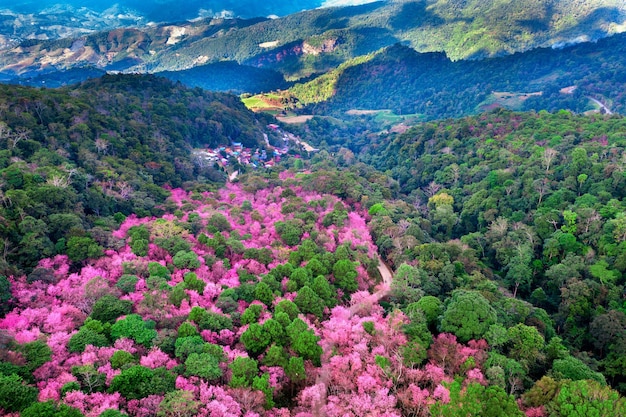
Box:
276 115 314 124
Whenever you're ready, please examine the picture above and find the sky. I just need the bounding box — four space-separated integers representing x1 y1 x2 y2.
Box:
5 0 383 20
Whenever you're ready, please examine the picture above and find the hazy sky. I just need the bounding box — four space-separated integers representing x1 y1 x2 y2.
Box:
7 0 382 16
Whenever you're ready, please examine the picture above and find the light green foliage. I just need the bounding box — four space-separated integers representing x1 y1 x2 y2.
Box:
391 263 425 306
506 324 545 368
184 353 222 380
110 314 157 348
551 356 606 384
546 379 626 416
252 373 274 409
157 390 200 417
431 381 523 417
172 251 201 270
229 356 259 388
21 401 85 417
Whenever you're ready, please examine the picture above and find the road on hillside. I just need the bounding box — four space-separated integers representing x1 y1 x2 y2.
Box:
588 97 613 114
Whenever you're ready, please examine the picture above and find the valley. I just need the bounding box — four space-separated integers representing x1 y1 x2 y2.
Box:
2 1 626 417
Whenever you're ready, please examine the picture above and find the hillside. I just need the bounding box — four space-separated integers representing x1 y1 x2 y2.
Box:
289 31 626 120
0 74 281 276
2 0 625 86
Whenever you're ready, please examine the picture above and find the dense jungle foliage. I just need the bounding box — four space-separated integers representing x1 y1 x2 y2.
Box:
2 72 626 416
294 31 626 119
0 75 279 276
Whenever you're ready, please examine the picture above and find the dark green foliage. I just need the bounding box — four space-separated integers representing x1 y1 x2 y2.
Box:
148 262 171 279
91 295 133 324
116 274 139 294
241 323 270 356
128 225 150 256
294 286 324 319
332 259 358 294
440 291 497 343
108 365 175 400
0 275 13 317
207 213 232 232
68 327 110 353
177 321 199 338
20 340 52 372
66 236 104 263
0 373 38 412
60 381 81 397
274 299 300 321
172 251 201 270
252 373 274 409
110 350 136 370
275 220 305 246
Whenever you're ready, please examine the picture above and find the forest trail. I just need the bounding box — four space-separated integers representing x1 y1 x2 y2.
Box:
373 256 393 301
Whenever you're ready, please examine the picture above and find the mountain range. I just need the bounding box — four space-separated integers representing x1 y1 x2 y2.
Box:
2 0 625 90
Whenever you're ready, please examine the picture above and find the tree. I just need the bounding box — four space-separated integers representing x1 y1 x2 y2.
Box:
110 314 157 348
158 390 200 417
0 373 38 412
294 285 324 319
108 365 175 400
390 263 425 306
184 352 222 380
506 324 545 369
21 401 84 417
91 295 133 324
551 356 606 384
440 291 497 343
241 321 271 356
431 381 523 417
546 379 626 416
229 357 259 388
332 259 358 294
66 236 104 263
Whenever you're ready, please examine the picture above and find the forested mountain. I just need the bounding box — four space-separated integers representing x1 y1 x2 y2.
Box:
291 31 626 119
3 1 626 416
2 0 625 86
0 74 280 277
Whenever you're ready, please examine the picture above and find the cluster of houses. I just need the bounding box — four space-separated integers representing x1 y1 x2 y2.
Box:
192 124 314 170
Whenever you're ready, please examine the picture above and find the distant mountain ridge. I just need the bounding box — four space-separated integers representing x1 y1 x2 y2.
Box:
1 0 625 88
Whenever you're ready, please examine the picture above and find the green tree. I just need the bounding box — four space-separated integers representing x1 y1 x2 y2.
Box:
108 365 175 400
184 352 222 380
0 373 38 412
431 381 523 417
546 379 626 416
21 401 84 417
66 236 103 263
158 390 200 417
440 290 497 343
390 263 425 306
332 259 358 294
110 314 157 348
294 285 324 319
90 295 133 324
241 323 270 356
229 356 259 388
